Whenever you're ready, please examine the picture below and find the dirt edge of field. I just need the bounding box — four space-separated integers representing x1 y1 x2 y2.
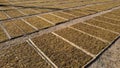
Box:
88 38 120 68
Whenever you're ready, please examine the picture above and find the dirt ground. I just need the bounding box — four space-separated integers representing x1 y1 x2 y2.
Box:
88 38 120 68
0 1 120 68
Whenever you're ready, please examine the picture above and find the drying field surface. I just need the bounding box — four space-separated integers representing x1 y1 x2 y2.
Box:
0 0 120 68
0 42 51 68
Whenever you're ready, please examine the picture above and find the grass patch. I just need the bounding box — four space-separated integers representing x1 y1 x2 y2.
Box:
0 11 8 20
0 42 51 68
2 21 24 38
32 33 92 68
72 22 118 42
40 13 66 24
86 19 120 33
24 16 53 29
19 8 39 15
0 27 8 42
53 11 75 20
94 16 120 25
55 28 109 54
63 10 86 17
13 19 36 33
5 10 24 18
